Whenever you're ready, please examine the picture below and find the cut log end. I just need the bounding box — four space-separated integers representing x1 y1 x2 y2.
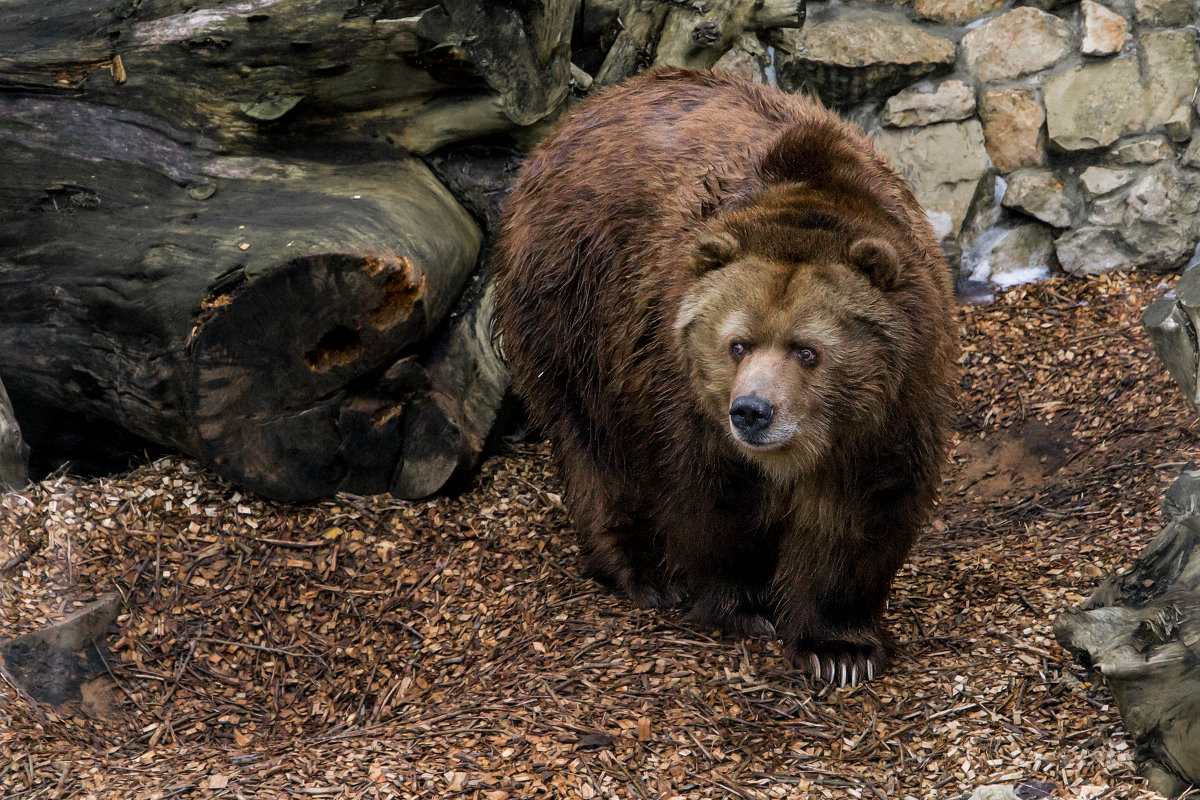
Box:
189 251 443 501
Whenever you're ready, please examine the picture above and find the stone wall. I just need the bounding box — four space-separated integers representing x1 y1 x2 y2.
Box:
727 0 1200 294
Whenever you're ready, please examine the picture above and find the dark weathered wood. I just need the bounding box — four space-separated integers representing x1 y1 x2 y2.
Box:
0 374 29 489
0 0 583 499
1055 471 1200 797
0 0 577 156
0 593 120 706
0 93 481 500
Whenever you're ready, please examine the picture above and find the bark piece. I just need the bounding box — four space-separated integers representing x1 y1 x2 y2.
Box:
0 374 28 489
392 280 508 499
0 593 120 706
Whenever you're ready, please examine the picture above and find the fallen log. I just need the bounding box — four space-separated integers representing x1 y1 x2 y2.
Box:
0 0 579 499
0 0 575 156
0 94 481 500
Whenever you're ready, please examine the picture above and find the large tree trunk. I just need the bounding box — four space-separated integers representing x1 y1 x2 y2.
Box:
1 0 574 156
0 0 577 500
0 95 481 500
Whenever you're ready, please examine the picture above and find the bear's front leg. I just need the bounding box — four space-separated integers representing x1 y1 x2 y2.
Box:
772 498 923 687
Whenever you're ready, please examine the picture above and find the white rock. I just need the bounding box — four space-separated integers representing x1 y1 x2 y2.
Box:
962 8 1071 83
1055 227 1134 275
1080 166 1136 198
1167 104 1193 143
1080 0 1128 57
1043 58 1144 150
1134 0 1193 26
882 80 976 128
982 224 1056 287
1001 169 1079 228
1143 30 1200 131
1112 136 1174 164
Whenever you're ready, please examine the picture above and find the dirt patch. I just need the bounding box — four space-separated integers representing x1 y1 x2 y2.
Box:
955 416 1079 502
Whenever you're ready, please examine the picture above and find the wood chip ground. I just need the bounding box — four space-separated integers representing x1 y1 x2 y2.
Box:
0 273 1190 799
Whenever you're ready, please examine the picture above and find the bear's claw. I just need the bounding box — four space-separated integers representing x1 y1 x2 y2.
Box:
788 641 885 687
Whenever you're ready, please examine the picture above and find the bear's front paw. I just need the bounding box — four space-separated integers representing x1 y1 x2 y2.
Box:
785 639 889 687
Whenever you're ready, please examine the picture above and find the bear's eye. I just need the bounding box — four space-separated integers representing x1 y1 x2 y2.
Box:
794 347 819 366
730 341 749 359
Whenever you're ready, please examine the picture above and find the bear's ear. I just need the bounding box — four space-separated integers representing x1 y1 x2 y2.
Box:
691 231 741 273
848 237 899 289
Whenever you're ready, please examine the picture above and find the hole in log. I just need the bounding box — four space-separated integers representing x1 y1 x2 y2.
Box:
305 325 362 371
369 268 424 329
40 185 100 213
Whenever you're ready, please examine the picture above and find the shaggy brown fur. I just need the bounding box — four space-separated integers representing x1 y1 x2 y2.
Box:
494 68 957 685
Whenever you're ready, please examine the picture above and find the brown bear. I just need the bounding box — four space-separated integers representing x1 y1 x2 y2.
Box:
494 68 957 685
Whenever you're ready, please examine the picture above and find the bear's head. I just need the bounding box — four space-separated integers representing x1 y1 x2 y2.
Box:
674 220 912 481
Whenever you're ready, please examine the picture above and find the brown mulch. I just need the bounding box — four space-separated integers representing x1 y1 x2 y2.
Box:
0 271 1192 800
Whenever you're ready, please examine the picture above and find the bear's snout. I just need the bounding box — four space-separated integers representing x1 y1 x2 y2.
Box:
730 395 775 436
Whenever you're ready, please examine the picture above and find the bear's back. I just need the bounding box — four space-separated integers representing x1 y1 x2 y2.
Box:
503 69 817 283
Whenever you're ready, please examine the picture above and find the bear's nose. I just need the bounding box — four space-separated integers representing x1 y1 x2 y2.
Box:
730 395 775 434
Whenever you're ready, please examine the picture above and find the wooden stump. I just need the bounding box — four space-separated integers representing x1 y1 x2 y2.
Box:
1144 268 1200 413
